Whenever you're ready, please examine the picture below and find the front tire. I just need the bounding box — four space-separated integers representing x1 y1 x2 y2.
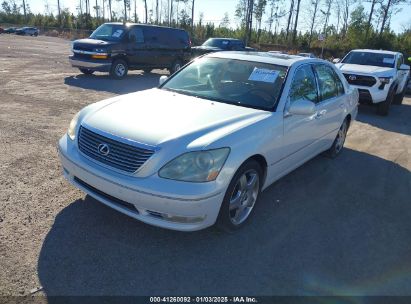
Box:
393 86 406 105
216 160 262 232
325 118 349 158
168 60 182 75
110 59 128 79
377 87 395 116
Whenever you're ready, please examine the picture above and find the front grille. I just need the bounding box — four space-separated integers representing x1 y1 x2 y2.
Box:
73 45 93 51
78 126 155 173
343 73 377 87
73 53 92 60
74 176 138 213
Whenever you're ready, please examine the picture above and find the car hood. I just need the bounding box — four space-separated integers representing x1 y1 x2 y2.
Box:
336 63 393 75
73 38 117 49
82 89 269 148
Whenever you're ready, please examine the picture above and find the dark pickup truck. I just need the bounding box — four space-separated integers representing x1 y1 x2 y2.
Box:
191 38 256 58
69 23 191 79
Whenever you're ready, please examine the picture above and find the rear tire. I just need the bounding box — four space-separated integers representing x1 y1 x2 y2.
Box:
325 118 349 158
143 68 152 73
216 160 262 233
79 68 94 75
110 59 128 79
377 87 395 116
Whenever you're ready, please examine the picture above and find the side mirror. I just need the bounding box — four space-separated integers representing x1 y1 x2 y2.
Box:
159 75 168 86
399 64 410 71
288 99 316 115
332 58 340 64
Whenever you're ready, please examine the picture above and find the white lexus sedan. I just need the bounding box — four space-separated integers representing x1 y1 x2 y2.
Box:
58 52 358 232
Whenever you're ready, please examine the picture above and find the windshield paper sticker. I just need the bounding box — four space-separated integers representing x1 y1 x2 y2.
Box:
383 57 394 64
248 68 279 83
112 30 123 38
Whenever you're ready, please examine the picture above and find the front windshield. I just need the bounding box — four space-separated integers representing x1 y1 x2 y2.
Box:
90 24 126 41
161 57 288 111
202 39 230 49
342 51 395 68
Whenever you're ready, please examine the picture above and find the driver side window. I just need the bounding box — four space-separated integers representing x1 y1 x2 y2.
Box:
128 27 144 43
289 65 318 103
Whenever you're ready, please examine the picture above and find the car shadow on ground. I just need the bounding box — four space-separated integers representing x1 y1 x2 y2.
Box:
64 71 167 95
356 101 411 137
38 149 411 297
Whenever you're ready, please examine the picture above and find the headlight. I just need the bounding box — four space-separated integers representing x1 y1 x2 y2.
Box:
159 148 230 182
94 48 107 53
378 77 392 84
67 112 80 140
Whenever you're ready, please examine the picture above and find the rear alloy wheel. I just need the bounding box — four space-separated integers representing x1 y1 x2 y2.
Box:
325 118 348 158
110 59 128 79
217 160 262 232
79 68 94 75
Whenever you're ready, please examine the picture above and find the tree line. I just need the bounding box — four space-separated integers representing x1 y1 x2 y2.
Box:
0 0 410 57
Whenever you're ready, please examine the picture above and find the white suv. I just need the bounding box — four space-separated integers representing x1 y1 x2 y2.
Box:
335 49 410 115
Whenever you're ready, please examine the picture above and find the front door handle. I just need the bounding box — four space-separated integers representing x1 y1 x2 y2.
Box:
315 110 327 119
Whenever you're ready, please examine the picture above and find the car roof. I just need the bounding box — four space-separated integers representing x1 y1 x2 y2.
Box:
206 38 242 41
351 49 399 55
102 22 187 31
206 51 323 67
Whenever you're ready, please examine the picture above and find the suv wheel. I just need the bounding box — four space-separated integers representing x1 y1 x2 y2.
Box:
143 69 152 73
216 159 262 232
110 59 128 79
169 60 182 75
377 87 395 116
393 86 406 105
325 118 349 158
79 68 94 75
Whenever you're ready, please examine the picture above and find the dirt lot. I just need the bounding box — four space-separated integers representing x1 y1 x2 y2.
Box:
1 35 411 297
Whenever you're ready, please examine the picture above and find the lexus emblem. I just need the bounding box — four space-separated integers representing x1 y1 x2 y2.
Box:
98 143 110 156
349 75 357 81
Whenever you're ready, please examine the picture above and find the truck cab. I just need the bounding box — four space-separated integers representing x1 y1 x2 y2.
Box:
335 49 410 115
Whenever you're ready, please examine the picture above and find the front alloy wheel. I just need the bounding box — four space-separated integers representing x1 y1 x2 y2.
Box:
110 59 128 79
229 169 260 225
217 160 262 232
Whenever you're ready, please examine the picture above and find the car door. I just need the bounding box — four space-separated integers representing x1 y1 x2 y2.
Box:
127 26 150 68
312 64 346 139
282 64 321 161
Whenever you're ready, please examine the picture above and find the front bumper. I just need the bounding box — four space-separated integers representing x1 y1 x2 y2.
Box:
58 135 225 231
350 85 389 104
69 55 112 72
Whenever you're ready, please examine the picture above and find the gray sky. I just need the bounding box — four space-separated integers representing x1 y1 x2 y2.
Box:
26 0 411 33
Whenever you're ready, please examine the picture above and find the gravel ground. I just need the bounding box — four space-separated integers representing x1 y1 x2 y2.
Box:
0 35 411 297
